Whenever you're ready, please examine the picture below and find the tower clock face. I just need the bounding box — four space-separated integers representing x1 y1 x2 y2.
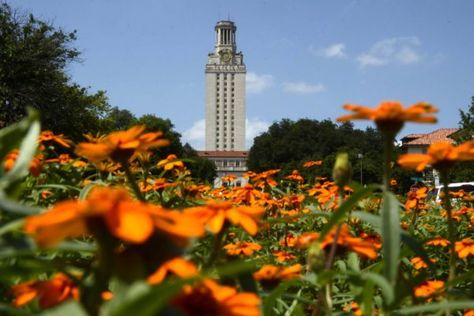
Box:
219 50 232 64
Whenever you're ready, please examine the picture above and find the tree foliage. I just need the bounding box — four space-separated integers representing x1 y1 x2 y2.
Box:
248 118 385 184
0 3 110 140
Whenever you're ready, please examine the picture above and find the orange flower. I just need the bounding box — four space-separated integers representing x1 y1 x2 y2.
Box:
272 250 296 262
285 170 304 183
279 233 298 248
337 101 437 134
224 241 262 256
343 302 363 316
230 185 269 205
413 280 444 298
398 141 474 172
390 179 398 186
405 187 428 211
465 310 474 316
184 200 265 236
410 257 436 270
426 236 451 247
4 149 44 176
157 154 185 171
75 125 169 163
171 279 261 316
46 153 72 164
455 238 474 259
320 225 378 259
303 160 322 168
39 131 73 148
25 187 204 247
253 264 301 287
249 169 280 188
10 273 79 309
147 257 198 285
295 232 319 248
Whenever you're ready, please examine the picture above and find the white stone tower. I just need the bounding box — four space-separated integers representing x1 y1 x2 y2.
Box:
205 20 246 151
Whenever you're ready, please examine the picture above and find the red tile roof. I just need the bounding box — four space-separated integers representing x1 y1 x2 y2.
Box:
402 128 459 146
197 150 248 158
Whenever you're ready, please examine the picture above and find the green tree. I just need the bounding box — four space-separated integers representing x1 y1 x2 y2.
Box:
248 118 384 184
0 3 110 140
449 97 474 181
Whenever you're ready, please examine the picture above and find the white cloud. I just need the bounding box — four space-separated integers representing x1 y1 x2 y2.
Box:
182 119 205 150
246 118 270 148
283 81 326 94
356 36 422 68
311 43 346 58
246 72 273 94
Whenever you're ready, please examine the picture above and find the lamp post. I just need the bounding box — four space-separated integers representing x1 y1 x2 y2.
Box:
357 153 363 185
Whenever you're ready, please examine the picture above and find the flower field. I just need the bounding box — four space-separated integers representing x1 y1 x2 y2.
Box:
1 102 474 316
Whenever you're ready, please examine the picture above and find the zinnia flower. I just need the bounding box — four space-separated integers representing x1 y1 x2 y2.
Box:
147 257 198 285
398 141 474 172
39 131 72 148
75 125 169 163
303 160 322 168
171 279 261 316
455 238 474 259
25 187 204 247
184 200 265 236
4 149 43 176
224 241 262 256
337 101 437 135
10 273 79 309
253 264 301 287
320 224 378 260
426 237 450 247
413 280 444 298
410 257 436 270
157 154 185 171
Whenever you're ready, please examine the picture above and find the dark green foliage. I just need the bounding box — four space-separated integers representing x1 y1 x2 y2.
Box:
247 118 384 184
182 143 217 183
450 97 474 181
0 3 111 140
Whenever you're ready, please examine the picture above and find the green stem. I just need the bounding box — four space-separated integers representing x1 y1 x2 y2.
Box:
383 133 395 192
441 170 456 283
122 160 145 202
206 225 227 267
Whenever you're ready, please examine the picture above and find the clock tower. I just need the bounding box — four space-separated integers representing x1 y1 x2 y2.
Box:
204 20 246 151
200 20 248 187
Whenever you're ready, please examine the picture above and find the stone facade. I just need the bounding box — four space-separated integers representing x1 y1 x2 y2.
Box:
205 21 246 151
201 21 248 187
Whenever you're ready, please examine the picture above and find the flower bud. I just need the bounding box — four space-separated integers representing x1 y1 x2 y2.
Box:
307 242 325 273
332 153 352 187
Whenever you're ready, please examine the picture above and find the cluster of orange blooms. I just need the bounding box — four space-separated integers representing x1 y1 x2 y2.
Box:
4 101 474 315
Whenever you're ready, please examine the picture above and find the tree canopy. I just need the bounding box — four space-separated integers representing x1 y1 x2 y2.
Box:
248 118 385 184
0 3 111 140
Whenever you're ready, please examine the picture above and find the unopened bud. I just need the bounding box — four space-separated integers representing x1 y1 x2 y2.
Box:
333 153 352 187
307 242 326 273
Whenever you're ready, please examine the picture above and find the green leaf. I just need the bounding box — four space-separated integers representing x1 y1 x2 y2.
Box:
351 211 382 233
381 191 401 285
0 192 41 215
400 232 435 270
361 272 394 305
102 279 195 316
393 300 474 315
263 280 301 316
39 300 88 316
0 109 41 187
319 185 379 242
0 218 24 236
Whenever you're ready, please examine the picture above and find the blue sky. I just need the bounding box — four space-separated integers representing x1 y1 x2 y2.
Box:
8 0 474 149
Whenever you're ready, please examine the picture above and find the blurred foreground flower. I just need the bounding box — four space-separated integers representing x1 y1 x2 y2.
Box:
147 257 198 285
185 200 265 235
337 101 437 135
75 125 169 163
25 187 204 247
171 279 261 316
398 141 474 172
